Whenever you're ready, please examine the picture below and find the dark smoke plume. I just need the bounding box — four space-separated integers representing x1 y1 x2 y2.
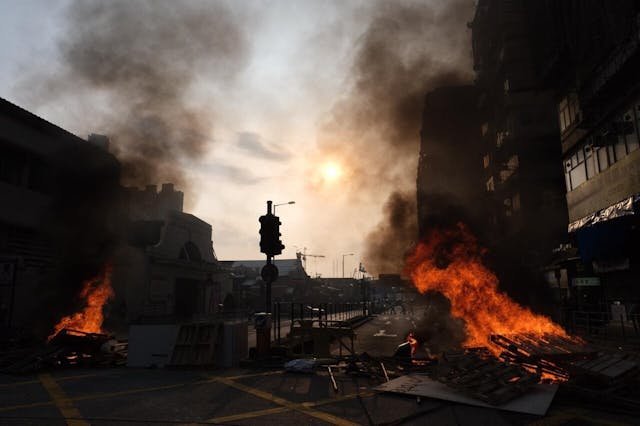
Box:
363 191 417 276
414 291 466 355
327 0 474 273
44 0 248 188
27 0 248 337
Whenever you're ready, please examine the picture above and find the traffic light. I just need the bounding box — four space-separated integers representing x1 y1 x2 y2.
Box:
259 213 285 256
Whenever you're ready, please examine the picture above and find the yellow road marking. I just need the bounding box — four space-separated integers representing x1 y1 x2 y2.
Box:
305 391 377 407
38 373 89 426
225 370 285 380
212 376 360 426
3 372 377 426
199 407 290 424
0 400 54 412
0 378 214 413
198 389 377 424
0 371 118 388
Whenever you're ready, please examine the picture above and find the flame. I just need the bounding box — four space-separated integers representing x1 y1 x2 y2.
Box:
405 223 568 355
48 264 114 341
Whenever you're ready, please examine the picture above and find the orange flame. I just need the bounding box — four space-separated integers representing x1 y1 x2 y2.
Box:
48 264 114 341
405 223 568 354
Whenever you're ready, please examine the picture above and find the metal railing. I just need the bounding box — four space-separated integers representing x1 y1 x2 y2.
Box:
563 304 640 343
271 301 371 345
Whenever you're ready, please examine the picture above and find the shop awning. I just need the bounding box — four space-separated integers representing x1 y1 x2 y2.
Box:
568 195 638 233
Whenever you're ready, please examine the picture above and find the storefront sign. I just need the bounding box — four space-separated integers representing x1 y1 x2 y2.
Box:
571 276 601 287
593 258 630 273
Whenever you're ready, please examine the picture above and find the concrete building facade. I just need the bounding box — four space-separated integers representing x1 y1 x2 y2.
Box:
544 1 640 305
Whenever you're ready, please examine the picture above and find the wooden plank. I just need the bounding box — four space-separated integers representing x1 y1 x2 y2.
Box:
589 355 627 373
583 354 623 372
598 360 638 379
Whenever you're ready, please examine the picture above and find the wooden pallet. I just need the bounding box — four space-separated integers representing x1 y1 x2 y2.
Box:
168 322 223 367
434 351 540 406
569 352 640 388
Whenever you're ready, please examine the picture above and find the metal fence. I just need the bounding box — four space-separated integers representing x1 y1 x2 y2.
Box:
271 301 371 344
563 302 640 343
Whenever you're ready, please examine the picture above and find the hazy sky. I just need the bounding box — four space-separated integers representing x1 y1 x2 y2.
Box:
0 0 473 278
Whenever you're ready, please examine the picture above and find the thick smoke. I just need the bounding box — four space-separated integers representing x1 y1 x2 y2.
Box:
363 191 417 276
46 0 248 188
28 0 248 337
414 291 466 355
325 0 474 273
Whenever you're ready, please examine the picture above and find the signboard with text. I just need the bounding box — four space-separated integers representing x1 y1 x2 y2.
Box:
571 276 601 287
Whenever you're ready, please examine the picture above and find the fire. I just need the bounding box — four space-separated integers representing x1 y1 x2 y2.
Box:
48 264 114 341
405 223 568 355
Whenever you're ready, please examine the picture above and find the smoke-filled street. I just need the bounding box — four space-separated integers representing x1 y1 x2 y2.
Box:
3 0 640 424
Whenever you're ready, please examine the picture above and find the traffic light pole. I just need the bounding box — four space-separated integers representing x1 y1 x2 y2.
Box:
257 200 283 358
265 201 273 313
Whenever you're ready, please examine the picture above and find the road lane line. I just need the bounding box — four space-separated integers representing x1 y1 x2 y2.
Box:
226 370 285 380
38 373 89 426
0 371 119 388
1 378 212 412
197 387 377 424
0 400 54 412
199 407 290 424
213 376 359 426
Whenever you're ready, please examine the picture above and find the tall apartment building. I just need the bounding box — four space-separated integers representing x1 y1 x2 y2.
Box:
470 0 568 309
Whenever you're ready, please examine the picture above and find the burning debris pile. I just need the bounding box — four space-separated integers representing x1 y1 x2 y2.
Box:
48 264 115 341
405 223 569 352
372 222 640 411
1 265 126 374
1 329 127 375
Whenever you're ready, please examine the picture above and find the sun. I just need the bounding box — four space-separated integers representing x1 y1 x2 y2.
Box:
321 161 342 182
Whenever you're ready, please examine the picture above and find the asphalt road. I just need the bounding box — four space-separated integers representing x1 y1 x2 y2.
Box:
1 311 638 425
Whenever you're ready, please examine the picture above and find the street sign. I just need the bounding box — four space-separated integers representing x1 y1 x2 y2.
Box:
261 263 279 283
571 276 601 287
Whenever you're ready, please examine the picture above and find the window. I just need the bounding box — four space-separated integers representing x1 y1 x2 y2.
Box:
625 109 639 152
512 193 521 211
179 242 202 262
569 163 586 188
615 135 627 160
558 93 582 133
0 147 27 186
564 145 588 191
597 146 610 172
486 177 495 192
585 144 596 178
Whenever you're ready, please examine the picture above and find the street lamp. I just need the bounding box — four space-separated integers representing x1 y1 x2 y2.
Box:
273 201 295 214
342 253 354 278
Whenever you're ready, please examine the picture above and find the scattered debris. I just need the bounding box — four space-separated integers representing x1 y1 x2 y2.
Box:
328 365 339 391
284 358 316 373
0 328 127 374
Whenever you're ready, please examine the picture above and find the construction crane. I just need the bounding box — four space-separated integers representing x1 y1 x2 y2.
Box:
295 248 325 271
